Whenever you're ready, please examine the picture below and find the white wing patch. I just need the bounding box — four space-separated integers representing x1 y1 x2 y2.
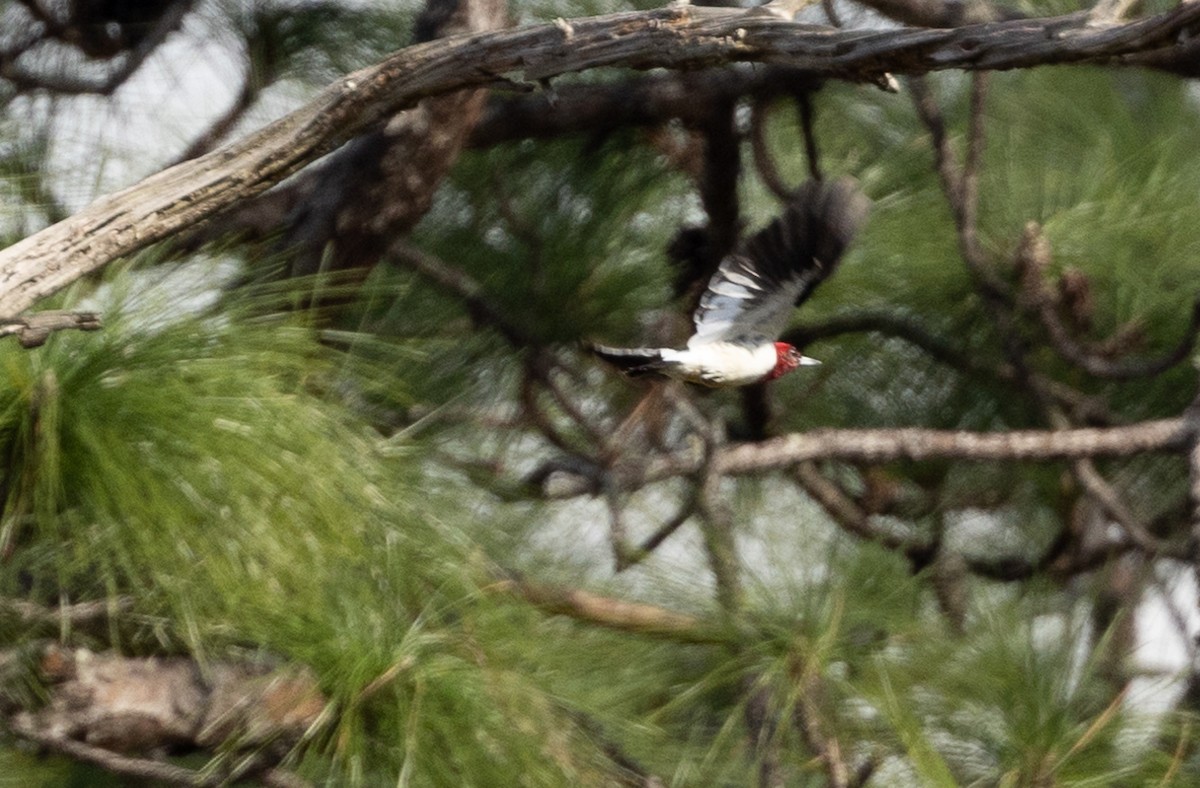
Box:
688 257 814 348
684 178 869 352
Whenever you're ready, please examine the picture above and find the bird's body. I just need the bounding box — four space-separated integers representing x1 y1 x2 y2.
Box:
592 178 869 388
592 340 809 387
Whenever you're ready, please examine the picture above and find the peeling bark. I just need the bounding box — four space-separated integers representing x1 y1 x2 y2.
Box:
5 645 325 759
2 4 1199 313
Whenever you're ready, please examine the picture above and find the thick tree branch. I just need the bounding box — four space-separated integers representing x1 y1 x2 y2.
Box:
3 4 1200 313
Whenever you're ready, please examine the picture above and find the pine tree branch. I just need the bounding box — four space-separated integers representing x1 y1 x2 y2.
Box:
1016 223 1200 381
711 418 1192 475
4 645 325 784
0 596 131 626
493 574 730 644
785 311 1112 422
7 718 219 787
3 3 1200 313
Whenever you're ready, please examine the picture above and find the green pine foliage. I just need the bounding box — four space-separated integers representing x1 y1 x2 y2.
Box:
4 3 1200 786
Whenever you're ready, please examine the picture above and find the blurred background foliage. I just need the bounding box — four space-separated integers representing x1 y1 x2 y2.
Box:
2 0 1200 785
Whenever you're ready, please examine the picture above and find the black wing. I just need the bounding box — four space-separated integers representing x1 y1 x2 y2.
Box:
689 177 870 347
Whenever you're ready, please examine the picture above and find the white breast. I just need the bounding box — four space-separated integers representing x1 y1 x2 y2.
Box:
660 342 777 387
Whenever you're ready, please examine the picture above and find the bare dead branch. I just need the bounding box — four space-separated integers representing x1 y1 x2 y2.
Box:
0 310 101 348
5 4 1200 313
1071 458 1169 554
5 646 323 787
537 416 1193 500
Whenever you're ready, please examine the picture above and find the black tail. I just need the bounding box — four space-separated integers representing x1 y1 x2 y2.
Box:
589 344 670 378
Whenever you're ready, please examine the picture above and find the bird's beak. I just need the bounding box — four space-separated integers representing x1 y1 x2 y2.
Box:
799 356 821 366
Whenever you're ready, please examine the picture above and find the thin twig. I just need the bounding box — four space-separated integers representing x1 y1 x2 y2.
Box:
390 242 533 347
750 100 796 201
491 573 728 643
784 312 1112 422
1017 224 1200 380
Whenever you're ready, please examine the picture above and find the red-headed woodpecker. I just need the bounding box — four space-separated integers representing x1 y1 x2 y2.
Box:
592 177 869 387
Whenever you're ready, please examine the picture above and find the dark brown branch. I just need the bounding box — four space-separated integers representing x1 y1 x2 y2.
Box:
2 1 194 96
617 493 698 571
909 74 1011 302
173 60 263 165
785 310 1112 423
470 66 821 147
795 459 1188 581
389 242 533 347
5 4 1200 312
750 100 796 201
854 0 1024 28
1017 224 1200 381
1070 458 1170 554
8 717 220 787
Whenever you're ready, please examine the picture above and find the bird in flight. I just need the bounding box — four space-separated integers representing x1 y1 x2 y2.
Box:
591 178 869 387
